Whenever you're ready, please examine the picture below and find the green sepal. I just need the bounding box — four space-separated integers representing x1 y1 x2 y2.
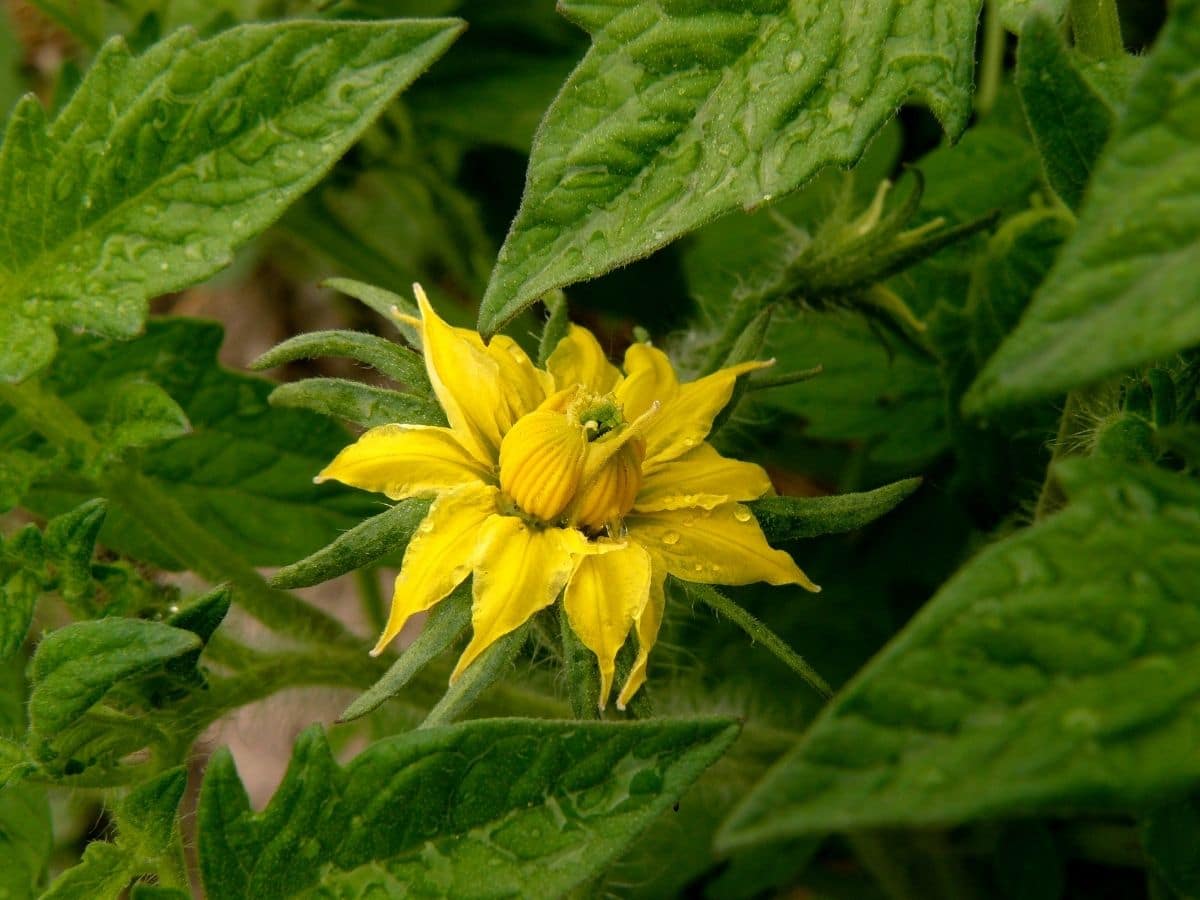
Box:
420 622 530 728
339 583 471 723
537 290 570 368
709 305 774 436
323 277 422 347
165 585 231 646
270 499 430 590
682 580 831 699
559 601 602 719
751 478 921 543
269 377 445 429
251 329 429 389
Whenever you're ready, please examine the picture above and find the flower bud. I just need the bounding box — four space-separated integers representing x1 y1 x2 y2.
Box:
498 410 587 521
572 438 645 530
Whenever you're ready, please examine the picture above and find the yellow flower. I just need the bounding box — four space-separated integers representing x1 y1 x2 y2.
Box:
317 285 819 709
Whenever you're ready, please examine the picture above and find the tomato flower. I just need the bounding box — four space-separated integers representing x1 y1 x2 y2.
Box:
317 286 818 709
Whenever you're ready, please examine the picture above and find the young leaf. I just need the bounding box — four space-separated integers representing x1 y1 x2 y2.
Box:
199 718 739 899
1017 14 1114 211
478 0 983 333
967 0 1200 412
29 619 200 739
995 0 1067 32
751 477 921 542
0 19 463 382
718 460 1200 846
339 583 471 722
0 526 43 660
40 842 134 900
116 766 188 858
0 781 52 900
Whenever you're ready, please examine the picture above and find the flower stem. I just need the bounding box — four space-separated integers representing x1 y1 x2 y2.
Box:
0 378 356 648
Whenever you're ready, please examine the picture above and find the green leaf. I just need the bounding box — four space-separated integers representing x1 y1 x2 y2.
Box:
41 841 134 900
270 499 430 590
199 718 739 899
94 380 190 458
1017 14 1114 210
339 583 470 723
0 18 463 383
252 330 429 388
1143 794 1200 899
0 526 43 661
269 377 445 429
117 766 188 858
0 780 52 900
13 319 378 568
751 478 922 542
478 0 983 333
29 619 200 739
130 887 192 900
719 460 1200 845
967 0 1200 412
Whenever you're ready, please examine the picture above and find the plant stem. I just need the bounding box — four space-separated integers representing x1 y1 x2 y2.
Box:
975 0 1005 116
701 294 767 374
1070 0 1123 58
0 378 356 647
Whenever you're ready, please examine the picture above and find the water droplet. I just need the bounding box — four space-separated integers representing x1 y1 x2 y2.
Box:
733 507 752 523
661 531 680 546
785 50 805 72
693 562 704 573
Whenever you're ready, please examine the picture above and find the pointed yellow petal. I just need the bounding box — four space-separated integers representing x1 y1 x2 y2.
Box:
563 541 651 709
616 566 666 711
413 285 545 465
616 343 678 421
634 442 773 511
316 424 494 500
371 485 498 655
627 503 819 590
451 517 592 680
547 324 622 394
641 360 772 467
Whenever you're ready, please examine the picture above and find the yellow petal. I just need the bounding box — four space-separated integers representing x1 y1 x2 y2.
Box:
316 424 493 500
626 503 819 590
634 442 773 511
414 285 546 465
371 484 498 655
641 360 772 468
563 541 651 709
616 343 678 421
547 324 622 394
616 565 666 711
451 516 592 680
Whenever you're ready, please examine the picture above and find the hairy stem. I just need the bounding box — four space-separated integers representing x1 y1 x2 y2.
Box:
0 378 356 647
975 0 1005 116
1033 389 1088 521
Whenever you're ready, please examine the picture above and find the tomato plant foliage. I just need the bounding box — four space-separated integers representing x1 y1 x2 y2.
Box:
0 0 1197 898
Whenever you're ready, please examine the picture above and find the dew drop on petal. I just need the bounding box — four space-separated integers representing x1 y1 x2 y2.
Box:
662 531 680 546
733 507 752 522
